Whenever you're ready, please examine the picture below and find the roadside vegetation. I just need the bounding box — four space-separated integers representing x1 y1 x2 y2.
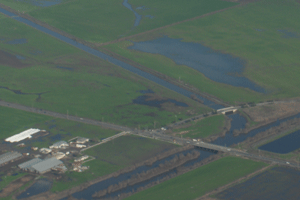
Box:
171 115 226 139
125 156 267 200
105 0 300 104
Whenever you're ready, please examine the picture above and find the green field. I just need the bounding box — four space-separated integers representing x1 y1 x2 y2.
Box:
173 114 226 139
2 0 238 43
125 156 267 200
51 134 178 192
0 15 210 128
84 134 177 166
105 0 300 104
0 173 26 190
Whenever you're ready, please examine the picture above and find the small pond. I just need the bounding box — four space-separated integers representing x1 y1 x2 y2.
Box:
17 178 52 199
128 36 266 93
259 129 300 154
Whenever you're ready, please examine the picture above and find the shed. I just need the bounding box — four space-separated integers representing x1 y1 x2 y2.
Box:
31 157 63 174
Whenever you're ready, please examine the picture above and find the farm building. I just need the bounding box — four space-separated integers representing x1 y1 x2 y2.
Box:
0 151 22 166
76 144 86 148
74 155 89 162
51 152 65 160
18 158 42 172
76 137 89 144
5 128 40 143
50 141 69 149
31 157 66 174
40 148 52 154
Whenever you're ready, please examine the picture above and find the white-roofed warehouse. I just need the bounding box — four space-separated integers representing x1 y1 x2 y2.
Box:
18 158 42 172
31 157 64 174
0 152 22 166
5 128 40 143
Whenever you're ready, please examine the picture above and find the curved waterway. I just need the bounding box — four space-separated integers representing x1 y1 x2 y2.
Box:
0 7 222 110
122 0 142 27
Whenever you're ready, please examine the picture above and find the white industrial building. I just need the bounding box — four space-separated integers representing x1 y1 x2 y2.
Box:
76 137 89 144
50 141 69 149
18 158 42 172
0 151 22 166
74 155 89 162
76 144 86 148
5 128 40 143
31 157 65 174
39 148 52 154
51 152 65 160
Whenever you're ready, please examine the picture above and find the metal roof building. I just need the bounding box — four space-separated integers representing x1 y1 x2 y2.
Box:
5 128 40 143
18 158 42 171
31 157 63 174
50 141 69 149
0 152 22 166
76 137 89 144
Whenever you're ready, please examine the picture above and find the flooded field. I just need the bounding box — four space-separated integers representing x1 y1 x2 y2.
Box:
259 129 300 154
128 37 265 93
17 178 52 199
216 167 300 200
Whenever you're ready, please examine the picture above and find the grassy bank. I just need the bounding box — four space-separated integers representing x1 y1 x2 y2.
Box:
0 16 209 128
125 156 267 200
105 0 300 103
20 0 238 43
172 114 226 139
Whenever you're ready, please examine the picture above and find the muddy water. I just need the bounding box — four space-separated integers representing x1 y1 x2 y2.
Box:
122 0 142 27
128 36 266 93
0 7 222 109
259 129 300 154
17 178 52 199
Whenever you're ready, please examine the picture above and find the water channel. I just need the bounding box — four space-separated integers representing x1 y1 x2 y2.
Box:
0 7 222 110
1 7 299 199
122 0 142 27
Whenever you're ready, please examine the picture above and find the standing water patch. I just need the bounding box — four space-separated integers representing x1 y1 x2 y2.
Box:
5 38 27 45
128 36 266 93
259 129 300 154
17 178 52 199
122 0 142 27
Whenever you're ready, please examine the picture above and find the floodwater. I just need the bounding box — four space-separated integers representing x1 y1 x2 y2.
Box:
16 0 63 7
0 7 222 110
62 149 215 200
216 167 300 200
278 30 299 39
17 178 52 199
212 113 300 147
259 129 300 154
122 0 142 27
128 36 266 93
133 89 188 107
5 38 27 44
15 55 26 60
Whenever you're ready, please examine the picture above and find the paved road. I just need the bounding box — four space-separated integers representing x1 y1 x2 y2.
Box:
0 100 131 132
134 130 300 169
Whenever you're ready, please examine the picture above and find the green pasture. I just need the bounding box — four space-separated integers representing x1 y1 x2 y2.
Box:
21 0 238 43
0 106 118 145
0 173 26 191
173 114 226 139
0 0 42 13
84 134 178 166
51 159 123 192
51 134 178 192
106 0 300 103
125 156 267 200
0 17 209 128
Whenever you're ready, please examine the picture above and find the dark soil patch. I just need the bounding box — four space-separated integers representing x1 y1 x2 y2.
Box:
0 50 29 68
